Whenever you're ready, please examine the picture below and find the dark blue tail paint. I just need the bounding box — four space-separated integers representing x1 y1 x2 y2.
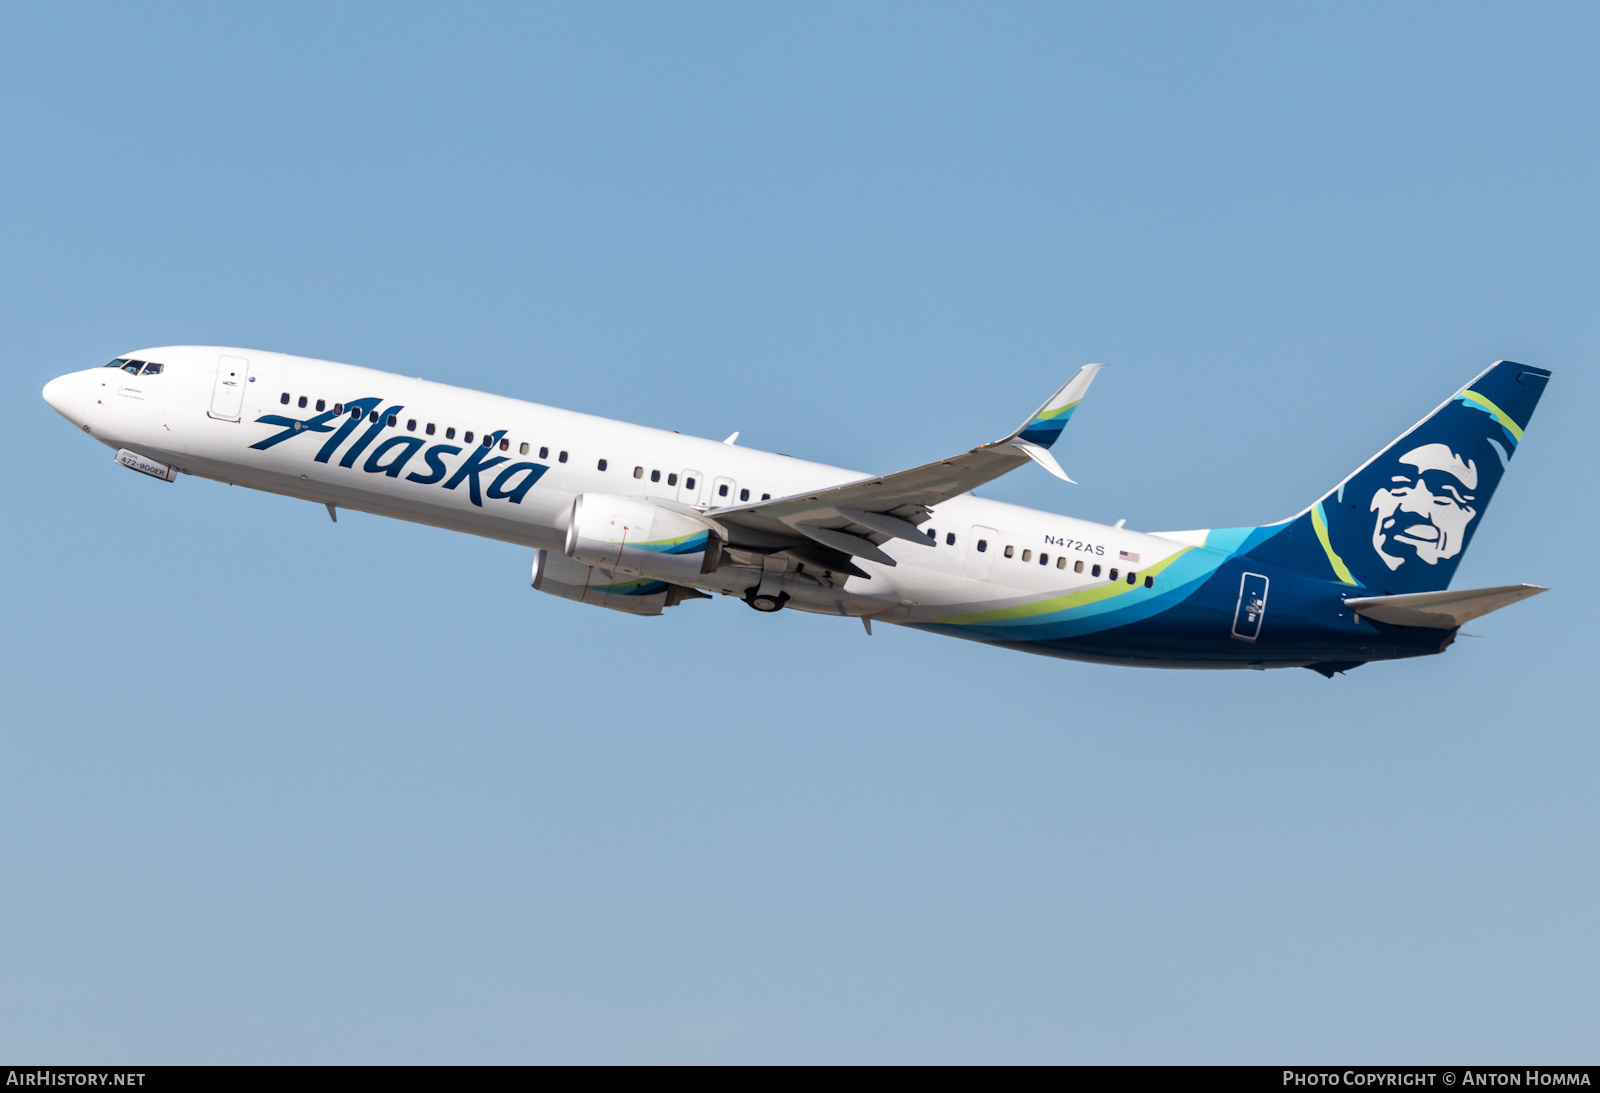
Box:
1232 361 1549 596
922 361 1552 673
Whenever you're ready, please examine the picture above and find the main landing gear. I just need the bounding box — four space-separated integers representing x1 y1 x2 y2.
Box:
744 589 790 613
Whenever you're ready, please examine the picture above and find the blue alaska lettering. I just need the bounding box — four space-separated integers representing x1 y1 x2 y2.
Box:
406 444 460 485
338 404 404 468
442 430 508 506
314 398 383 463
364 436 425 477
249 399 547 508
487 461 547 503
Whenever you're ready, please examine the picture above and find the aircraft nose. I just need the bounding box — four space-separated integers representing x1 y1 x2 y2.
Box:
42 371 88 425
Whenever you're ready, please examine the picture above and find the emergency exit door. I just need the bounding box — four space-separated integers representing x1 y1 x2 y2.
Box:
964 525 999 581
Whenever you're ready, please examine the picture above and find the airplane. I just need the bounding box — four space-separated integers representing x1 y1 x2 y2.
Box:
41 348 1549 676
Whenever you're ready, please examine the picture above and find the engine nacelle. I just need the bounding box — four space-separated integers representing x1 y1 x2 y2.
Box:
564 493 721 583
532 548 703 616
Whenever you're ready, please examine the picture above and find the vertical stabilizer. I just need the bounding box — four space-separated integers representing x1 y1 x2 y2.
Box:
1232 361 1550 595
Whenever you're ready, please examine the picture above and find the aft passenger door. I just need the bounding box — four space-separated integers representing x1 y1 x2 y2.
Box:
208 355 250 422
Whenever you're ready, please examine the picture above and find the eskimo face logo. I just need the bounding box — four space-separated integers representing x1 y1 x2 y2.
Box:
1369 442 1479 570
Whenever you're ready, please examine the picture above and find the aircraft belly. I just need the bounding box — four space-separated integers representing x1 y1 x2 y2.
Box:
163 447 567 551
904 558 1449 669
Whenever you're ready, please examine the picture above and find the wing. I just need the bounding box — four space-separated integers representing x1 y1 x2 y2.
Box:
703 364 1104 573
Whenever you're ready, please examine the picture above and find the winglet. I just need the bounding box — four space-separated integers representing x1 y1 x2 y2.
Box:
1009 439 1075 482
1009 363 1105 449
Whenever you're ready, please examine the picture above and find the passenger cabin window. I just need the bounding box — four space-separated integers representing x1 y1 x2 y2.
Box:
520 442 529 454
685 476 696 490
927 528 937 541
634 466 644 479
387 415 397 427
1074 559 1083 573
464 431 474 444
1004 545 1015 558
1022 549 1032 562
946 533 955 546
718 484 729 497
598 458 607 471
426 423 436 436
1092 564 1101 577
559 451 568 463
650 470 661 483
1127 572 1137 585
977 539 988 552
500 439 509 451
406 419 416 432
298 396 308 408
482 435 493 448
539 446 549 459
1109 568 1119 581
280 392 290 404
1144 576 1154 588
667 473 678 486
334 403 344 414
316 399 325 411
762 493 770 500
740 488 750 501
1039 553 1048 566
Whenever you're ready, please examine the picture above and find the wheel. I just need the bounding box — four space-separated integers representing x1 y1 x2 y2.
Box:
746 591 789 612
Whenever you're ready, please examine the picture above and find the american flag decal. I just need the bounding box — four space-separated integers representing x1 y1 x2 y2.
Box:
1119 550 1140 563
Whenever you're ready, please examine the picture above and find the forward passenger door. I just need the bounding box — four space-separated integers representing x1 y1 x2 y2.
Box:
208 355 250 422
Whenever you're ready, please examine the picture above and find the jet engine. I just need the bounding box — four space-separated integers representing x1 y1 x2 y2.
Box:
532 548 707 616
564 493 722 583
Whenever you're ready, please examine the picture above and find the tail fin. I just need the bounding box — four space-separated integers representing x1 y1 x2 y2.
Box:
1233 361 1550 595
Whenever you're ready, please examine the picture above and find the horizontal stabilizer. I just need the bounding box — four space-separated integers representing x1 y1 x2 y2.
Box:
1345 584 1546 629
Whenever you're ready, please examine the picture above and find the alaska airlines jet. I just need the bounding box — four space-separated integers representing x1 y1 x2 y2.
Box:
42 349 1549 676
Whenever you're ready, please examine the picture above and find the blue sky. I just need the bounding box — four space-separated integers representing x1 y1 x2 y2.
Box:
2 2 1596 1063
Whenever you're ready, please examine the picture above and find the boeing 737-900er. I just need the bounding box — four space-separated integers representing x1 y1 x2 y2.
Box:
42 349 1550 676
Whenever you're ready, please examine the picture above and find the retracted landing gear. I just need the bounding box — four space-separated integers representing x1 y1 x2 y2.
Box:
744 589 790 613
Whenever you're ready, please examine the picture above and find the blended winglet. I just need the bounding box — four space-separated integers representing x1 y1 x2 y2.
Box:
1010 363 1105 449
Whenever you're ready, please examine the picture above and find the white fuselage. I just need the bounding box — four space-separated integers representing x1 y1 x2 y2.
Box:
46 346 1191 625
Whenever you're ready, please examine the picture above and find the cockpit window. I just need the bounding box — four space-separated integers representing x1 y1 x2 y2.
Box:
104 358 129 368
141 362 163 376
122 360 145 374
